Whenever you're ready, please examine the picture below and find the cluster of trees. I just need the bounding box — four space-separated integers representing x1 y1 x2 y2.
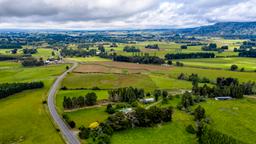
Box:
98 45 105 53
152 89 169 103
145 44 159 50
201 43 217 51
239 41 256 50
178 73 211 84
23 48 38 54
79 106 173 143
177 92 206 111
60 48 97 57
123 46 140 52
109 106 173 129
21 57 44 67
193 77 256 98
113 55 165 64
110 43 118 47
63 92 97 109
108 87 144 103
165 52 215 60
0 82 44 99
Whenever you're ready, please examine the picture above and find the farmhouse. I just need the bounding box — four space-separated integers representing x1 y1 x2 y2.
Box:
215 96 232 100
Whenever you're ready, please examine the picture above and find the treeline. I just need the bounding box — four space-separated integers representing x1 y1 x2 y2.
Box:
60 48 97 57
123 46 140 52
239 50 256 58
165 52 215 60
108 87 144 103
21 57 44 67
145 44 159 50
79 106 173 143
63 92 97 109
0 82 44 99
0 54 20 61
0 44 23 49
193 77 256 98
113 55 165 64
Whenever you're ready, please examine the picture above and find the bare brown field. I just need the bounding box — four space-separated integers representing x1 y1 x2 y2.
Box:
74 61 172 74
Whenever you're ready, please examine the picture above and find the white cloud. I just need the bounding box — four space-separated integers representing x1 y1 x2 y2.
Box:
0 0 255 29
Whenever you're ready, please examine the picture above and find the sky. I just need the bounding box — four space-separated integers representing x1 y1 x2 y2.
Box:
0 0 255 30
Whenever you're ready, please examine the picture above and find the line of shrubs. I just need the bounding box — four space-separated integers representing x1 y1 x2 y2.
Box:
165 52 215 60
0 54 20 61
79 106 173 143
113 55 165 65
63 92 97 109
0 82 44 99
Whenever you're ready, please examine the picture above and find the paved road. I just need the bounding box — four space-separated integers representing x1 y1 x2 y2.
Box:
47 62 80 144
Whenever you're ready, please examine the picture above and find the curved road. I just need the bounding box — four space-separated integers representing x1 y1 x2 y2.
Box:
47 62 80 144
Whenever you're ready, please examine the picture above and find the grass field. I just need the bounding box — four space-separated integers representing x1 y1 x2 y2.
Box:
178 57 256 71
0 62 67 143
199 98 256 144
62 73 157 91
65 106 109 128
32 48 54 59
67 57 111 62
167 66 256 83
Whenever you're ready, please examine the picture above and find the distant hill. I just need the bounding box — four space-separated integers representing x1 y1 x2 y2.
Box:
182 22 256 36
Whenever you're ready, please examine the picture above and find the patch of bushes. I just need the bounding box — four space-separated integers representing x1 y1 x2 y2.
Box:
62 114 76 128
165 52 215 60
178 73 211 84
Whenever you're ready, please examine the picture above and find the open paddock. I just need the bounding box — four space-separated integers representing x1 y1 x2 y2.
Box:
74 61 172 74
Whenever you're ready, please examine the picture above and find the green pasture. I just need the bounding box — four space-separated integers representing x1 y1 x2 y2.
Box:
66 56 111 62
65 106 109 128
199 98 256 144
62 73 157 91
177 57 256 71
0 61 67 143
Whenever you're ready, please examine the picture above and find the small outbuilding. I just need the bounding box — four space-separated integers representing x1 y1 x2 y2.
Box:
119 108 133 114
140 98 155 104
215 96 232 100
